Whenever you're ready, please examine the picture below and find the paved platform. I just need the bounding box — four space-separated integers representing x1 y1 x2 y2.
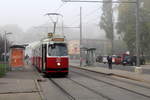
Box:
0 65 42 100
70 63 150 84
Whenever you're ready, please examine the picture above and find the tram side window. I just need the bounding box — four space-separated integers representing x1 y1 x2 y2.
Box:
48 44 67 56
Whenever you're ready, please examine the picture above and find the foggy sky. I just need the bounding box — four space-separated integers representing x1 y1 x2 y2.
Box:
0 0 106 44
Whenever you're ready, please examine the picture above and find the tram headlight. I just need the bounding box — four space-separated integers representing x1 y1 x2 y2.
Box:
57 63 61 66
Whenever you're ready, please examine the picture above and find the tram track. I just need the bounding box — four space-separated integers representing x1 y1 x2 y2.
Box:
49 77 112 100
46 67 150 100
67 77 113 100
49 78 76 100
70 70 150 99
70 66 150 90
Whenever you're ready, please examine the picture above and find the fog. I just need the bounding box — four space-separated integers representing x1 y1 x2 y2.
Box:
0 0 107 44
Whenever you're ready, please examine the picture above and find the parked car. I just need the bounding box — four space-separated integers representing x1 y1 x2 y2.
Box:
102 56 108 64
112 56 116 64
114 56 122 64
96 55 102 63
111 55 122 64
122 55 145 66
122 56 133 66
131 56 145 65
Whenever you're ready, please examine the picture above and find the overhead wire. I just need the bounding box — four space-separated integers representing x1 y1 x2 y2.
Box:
52 2 102 33
67 14 80 26
67 6 102 26
55 2 67 12
83 6 102 18
83 6 102 22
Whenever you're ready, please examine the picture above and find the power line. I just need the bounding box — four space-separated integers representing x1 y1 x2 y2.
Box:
84 14 101 24
84 6 101 17
62 0 136 3
65 14 80 26
55 2 67 12
83 7 102 22
57 2 102 27
67 7 101 26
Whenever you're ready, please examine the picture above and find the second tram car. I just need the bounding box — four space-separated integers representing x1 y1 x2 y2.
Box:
32 34 69 76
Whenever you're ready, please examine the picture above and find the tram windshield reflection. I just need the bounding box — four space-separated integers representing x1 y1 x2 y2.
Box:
48 44 68 56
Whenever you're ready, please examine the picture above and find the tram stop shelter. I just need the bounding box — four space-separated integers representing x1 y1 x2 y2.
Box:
82 47 96 66
9 45 25 70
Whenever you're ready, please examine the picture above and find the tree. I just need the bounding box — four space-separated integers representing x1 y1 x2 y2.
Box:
0 34 4 58
100 0 114 55
0 34 11 61
116 0 150 55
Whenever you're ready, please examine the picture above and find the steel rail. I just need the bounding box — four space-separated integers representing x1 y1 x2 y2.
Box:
49 78 76 100
67 77 113 100
70 70 150 98
71 66 150 90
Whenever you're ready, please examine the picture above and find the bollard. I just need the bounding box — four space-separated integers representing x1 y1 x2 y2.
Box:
134 67 143 74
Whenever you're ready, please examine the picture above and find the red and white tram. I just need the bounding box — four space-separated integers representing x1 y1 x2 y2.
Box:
31 34 69 76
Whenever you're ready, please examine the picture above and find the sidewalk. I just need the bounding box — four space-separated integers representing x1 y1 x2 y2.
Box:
0 65 42 100
70 63 150 84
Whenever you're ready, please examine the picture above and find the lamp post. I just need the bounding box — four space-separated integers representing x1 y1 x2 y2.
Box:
135 0 140 67
80 7 83 67
4 31 12 72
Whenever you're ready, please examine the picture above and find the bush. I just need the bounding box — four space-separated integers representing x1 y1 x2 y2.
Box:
0 63 6 77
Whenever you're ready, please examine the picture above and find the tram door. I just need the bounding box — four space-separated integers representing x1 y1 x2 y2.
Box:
42 44 47 72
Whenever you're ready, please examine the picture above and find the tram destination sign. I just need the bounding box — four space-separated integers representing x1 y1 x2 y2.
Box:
52 38 64 42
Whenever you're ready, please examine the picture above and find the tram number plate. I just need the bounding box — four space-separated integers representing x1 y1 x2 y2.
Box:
56 58 61 62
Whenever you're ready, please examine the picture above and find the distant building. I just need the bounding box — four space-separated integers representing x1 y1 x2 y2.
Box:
68 40 80 55
67 39 127 58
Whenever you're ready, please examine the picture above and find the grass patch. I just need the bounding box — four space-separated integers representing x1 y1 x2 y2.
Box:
0 63 6 77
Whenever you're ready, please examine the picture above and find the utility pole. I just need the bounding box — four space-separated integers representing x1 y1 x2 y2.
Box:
4 31 7 72
136 0 140 67
53 22 57 34
80 7 83 67
61 7 83 67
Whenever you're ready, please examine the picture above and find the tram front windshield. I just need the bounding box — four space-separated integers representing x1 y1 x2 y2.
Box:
48 43 68 56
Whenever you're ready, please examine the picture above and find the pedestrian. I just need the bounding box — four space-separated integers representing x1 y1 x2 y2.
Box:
25 54 29 65
107 56 112 69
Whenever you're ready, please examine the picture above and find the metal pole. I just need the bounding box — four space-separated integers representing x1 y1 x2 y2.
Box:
62 16 64 35
111 0 114 55
53 22 57 34
80 7 83 67
136 0 140 67
4 31 7 72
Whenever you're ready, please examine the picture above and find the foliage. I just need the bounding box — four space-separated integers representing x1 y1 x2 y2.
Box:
100 0 114 54
0 34 4 58
0 63 6 76
0 33 11 60
116 0 150 55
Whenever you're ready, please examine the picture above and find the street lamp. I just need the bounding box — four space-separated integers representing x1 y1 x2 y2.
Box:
4 31 12 72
